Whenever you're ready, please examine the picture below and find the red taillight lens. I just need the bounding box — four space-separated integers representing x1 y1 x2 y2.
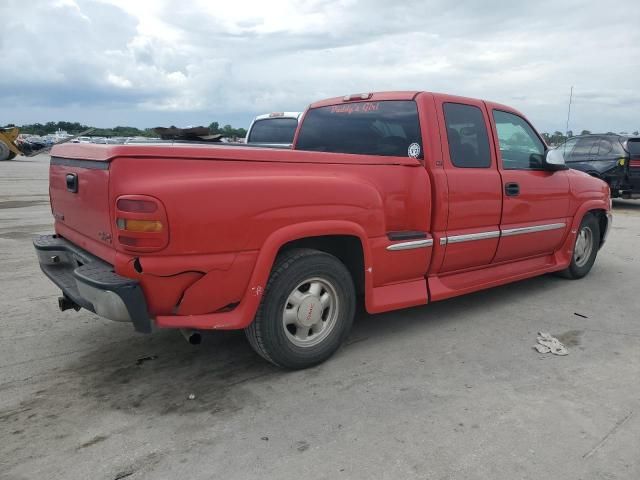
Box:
114 195 168 252
116 198 158 213
118 235 164 248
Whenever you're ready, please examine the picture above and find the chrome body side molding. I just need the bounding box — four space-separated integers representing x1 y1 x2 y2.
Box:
445 231 500 244
437 222 567 246
501 223 566 237
386 239 434 251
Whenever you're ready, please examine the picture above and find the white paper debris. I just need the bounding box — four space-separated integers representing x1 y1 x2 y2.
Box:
533 344 551 354
533 332 568 356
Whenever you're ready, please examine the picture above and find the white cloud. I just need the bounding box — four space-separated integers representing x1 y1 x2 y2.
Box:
0 0 638 133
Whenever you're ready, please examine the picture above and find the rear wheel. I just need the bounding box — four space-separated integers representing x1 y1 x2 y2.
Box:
245 248 356 369
559 214 600 279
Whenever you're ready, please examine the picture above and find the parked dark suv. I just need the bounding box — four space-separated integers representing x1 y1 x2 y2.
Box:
558 134 640 198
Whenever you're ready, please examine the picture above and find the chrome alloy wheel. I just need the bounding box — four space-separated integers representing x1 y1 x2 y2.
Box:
574 225 594 267
282 277 339 348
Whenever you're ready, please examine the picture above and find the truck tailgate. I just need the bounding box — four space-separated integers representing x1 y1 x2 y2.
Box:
50 157 113 254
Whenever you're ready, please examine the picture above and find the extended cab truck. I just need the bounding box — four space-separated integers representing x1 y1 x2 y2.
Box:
34 91 612 369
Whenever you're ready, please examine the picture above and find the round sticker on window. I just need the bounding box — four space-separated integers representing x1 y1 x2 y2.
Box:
408 143 421 158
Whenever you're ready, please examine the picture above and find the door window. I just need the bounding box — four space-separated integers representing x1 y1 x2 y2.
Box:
568 137 599 162
443 103 491 168
492 110 545 170
559 138 579 161
597 138 613 157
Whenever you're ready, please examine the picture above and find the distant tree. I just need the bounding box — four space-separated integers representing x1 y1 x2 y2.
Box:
208 121 220 134
219 124 247 139
15 120 246 139
633 131 639 136
580 130 591 135
619 131 628 135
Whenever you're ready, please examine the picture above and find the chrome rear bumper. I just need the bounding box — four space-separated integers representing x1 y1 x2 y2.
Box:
33 234 151 333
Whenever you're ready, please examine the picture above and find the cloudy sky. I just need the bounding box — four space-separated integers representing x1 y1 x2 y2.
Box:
1 0 638 133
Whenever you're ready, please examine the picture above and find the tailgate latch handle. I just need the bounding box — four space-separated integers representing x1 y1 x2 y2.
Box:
66 173 78 193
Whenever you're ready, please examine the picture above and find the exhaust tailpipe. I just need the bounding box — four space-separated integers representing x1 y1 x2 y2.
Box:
180 329 202 345
58 295 80 312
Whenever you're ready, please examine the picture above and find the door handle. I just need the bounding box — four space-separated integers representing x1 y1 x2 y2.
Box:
505 182 520 196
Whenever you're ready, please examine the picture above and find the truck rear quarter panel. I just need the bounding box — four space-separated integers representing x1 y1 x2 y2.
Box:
109 155 431 321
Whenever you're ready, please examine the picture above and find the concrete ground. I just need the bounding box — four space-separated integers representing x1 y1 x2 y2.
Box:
1 154 639 480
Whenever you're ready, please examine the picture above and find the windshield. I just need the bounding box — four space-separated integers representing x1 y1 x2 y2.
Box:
296 100 422 157
248 118 298 144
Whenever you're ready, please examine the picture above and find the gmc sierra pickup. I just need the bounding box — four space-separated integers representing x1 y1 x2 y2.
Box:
34 91 611 369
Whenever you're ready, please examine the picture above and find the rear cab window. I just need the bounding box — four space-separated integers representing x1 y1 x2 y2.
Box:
295 100 422 157
248 118 298 144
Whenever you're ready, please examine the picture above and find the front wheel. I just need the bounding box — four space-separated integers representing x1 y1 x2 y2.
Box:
245 248 356 369
559 214 600 279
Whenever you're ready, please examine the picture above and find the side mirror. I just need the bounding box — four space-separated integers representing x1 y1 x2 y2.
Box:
543 148 568 171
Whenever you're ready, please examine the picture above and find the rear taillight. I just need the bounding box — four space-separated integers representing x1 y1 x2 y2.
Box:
117 198 158 213
116 218 163 232
115 195 168 252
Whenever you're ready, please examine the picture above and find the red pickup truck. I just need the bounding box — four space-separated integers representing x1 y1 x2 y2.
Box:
34 91 611 369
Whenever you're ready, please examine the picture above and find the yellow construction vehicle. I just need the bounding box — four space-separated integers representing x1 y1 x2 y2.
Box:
0 127 95 161
0 127 22 161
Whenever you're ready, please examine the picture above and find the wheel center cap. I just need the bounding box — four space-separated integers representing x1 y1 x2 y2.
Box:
297 297 322 327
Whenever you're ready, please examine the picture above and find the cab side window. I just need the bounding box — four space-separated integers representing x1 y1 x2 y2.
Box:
493 110 545 170
443 103 491 168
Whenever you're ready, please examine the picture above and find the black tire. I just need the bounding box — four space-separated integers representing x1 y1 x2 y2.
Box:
558 214 600 279
245 248 356 369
